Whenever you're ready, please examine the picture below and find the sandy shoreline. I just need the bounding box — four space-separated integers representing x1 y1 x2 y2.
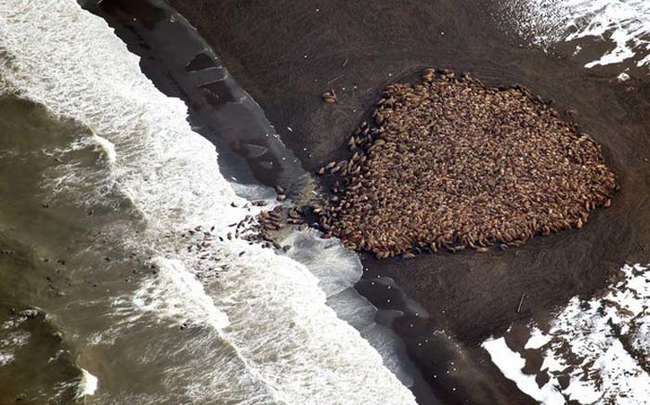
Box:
91 0 650 403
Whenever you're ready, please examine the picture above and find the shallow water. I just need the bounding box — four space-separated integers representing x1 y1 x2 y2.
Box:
0 95 101 403
0 0 419 403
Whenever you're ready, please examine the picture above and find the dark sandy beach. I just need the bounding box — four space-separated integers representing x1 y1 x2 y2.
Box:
89 0 650 403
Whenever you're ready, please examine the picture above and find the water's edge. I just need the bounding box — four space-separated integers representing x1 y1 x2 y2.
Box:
79 0 437 402
0 0 421 403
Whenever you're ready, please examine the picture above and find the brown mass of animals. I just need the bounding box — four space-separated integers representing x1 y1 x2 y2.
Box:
316 68 618 258
239 186 307 251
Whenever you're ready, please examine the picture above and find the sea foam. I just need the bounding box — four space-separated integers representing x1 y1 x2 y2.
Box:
0 1 416 404
75 369 99 399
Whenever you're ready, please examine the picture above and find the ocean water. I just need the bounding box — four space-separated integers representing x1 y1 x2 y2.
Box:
0 0 417 404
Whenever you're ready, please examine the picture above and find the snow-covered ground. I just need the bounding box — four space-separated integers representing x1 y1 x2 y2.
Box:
484 263 650 404
498 0 650 72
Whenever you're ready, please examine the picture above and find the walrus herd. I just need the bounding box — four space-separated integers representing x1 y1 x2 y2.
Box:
316 68 617 258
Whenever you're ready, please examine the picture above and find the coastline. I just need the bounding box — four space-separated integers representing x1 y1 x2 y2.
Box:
83 0 440 403
88 0 650 403
3 0 426 402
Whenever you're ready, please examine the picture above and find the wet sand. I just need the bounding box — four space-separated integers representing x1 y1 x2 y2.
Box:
94 0 650 403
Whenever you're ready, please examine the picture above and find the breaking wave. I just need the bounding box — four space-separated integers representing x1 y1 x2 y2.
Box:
0 0 416 403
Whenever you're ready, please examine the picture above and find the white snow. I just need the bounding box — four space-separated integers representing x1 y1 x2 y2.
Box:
500 0 650 71
484 263 650 404
482 337 566 404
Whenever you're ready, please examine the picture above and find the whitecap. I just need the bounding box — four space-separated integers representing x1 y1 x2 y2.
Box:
0 1 417 403
75 368 98 398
